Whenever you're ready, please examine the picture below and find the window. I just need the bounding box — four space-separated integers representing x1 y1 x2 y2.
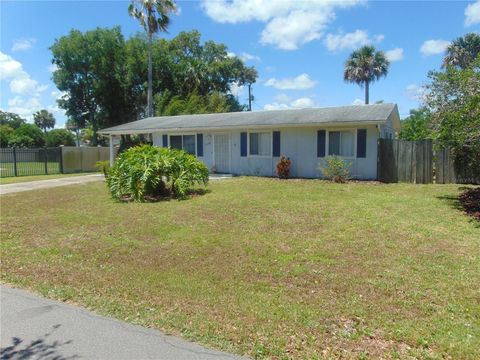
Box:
249 132 271 156
328 131 354 157
169 135 196 155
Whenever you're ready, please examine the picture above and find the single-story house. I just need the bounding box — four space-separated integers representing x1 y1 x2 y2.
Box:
98 103 400 180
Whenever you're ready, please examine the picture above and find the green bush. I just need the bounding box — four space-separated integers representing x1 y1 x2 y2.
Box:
95 160 111 177
106 144 209 201
319 156 351 183
45 129 75 147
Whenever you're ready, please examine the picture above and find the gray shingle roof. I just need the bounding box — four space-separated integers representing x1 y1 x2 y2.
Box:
99 103 399 134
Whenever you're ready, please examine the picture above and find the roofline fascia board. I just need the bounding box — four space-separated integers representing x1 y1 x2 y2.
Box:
98 120 386 135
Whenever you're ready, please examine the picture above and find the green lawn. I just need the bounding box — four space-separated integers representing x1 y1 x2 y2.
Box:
0 172 96 185
0 161 61 178
0 178 478 359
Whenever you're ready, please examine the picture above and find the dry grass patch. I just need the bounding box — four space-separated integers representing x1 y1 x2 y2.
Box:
1 178 479 359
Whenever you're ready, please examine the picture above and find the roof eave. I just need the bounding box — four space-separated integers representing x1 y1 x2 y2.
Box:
98 120 387 135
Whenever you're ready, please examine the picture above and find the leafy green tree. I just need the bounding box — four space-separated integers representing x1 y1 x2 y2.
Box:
443 33 480 70
398 107 432 141
45 129 76 147
344 46 390 104
0 111 26 129
425 56 480 181
14 124 45 147
0 125 14 147
7 134 35 148
51 27 127 145
33 109 56 133
128 0 176 117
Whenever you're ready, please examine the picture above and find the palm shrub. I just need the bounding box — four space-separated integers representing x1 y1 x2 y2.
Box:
319 156 351 183
106 144 208 201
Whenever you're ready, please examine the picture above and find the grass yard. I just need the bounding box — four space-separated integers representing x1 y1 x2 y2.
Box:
0 172 96 185
0 178 479 359
0 161 61 178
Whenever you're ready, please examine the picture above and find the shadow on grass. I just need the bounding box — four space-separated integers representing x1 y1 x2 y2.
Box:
436 186 480 227
0 324 78 360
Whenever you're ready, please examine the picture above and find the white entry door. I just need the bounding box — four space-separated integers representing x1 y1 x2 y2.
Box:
214 134 230 173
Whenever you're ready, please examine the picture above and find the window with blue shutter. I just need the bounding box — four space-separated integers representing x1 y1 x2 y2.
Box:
162 134 168 147
272 131 281 157
240 132 247 157
357 129 367 158
317 130 326 157
196 134 203 157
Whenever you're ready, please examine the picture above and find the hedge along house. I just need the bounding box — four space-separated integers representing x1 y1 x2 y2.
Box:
99 103 400 180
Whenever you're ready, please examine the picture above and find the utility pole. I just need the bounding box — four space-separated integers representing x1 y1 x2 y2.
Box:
248 83 253 112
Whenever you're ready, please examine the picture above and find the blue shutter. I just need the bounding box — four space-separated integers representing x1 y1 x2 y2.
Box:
317 130 326 157
240 132 247 157
196 134 203 157
272 131 281 157
162 134 168 147
357 129 367 158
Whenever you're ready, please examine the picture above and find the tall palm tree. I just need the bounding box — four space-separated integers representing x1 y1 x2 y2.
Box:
344 46 390 105
128 0 176 117
443 33 480 69
33 109 56 133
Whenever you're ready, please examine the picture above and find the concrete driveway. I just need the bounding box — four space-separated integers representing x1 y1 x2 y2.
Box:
0 174 105 195
0 285 244 360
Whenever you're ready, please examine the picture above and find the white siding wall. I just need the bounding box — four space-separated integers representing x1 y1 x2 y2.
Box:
153 125 379 179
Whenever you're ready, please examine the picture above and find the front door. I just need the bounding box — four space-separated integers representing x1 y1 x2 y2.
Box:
214 134 230 173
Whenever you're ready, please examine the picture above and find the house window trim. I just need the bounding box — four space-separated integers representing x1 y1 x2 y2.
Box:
324 128 359 159
168 133 197 156
247 130 273 158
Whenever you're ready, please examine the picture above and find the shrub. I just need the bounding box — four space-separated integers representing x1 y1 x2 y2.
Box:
95 160 111 178
45 129 75 147
276 155 292 179
319 156 351 183
106 144 209 201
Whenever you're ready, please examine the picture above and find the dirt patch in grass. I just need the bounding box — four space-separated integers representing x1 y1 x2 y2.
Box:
459 187 480 221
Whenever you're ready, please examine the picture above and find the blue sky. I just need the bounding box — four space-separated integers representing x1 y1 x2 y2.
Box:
1 0 479 127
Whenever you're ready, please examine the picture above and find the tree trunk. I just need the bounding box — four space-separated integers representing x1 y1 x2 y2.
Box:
365 81 370 105
90 112 98 146
147 32 153 118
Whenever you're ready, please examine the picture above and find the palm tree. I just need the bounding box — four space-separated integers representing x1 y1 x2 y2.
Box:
344 46 390 105
128 0 176 117
33 109 56 133
443 33 480 69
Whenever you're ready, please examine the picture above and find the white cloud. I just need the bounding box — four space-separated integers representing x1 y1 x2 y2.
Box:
265 73 316 90
11 38 36 52
264 96 317 110
386 48 404 62
0 52 22 79
7 96 43 120
274 93 291 103
229 82 244 97
324 29 383 52
49 63 58 73
202 0 363 50
420 39 450 56
352 98 364 105
290 97 316 108
405 84 427 101
0 51 48 95
465 0 480 26
240 52 260 62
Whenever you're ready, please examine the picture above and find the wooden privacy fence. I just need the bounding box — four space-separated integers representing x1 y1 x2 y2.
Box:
377 139 478 184
61 146 111 173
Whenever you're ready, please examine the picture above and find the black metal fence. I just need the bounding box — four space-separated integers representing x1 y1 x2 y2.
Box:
0 147 63 177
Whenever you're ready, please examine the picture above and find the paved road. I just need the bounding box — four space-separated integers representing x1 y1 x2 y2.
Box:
0 175 104 195
0 285 244 360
